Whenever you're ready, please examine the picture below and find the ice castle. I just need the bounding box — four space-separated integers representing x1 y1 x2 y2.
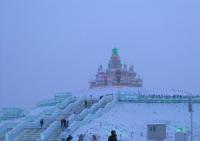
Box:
89 48 143 88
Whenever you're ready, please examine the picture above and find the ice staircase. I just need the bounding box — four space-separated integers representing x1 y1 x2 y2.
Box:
39 98 98 141
19 128 45 141
16 97 75 141
17 97 90 141
47 100 87 141
43 128 64 141
4 95 74 141
18 118 53 141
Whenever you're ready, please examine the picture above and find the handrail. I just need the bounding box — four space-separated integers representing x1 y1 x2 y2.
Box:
40 121 60 141
0 120 18 138
81 95 115 124
62 98 82 115
62 95 113 137
118 93 200 103
56 95 73 109
5 120 27 141
50 96 73 120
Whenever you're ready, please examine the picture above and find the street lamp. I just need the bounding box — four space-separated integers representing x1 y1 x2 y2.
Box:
182 90 193 141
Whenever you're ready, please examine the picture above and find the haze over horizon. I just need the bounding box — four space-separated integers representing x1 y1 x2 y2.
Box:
0 0 200 108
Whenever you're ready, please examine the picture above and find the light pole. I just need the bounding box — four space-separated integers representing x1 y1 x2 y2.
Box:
181 90 193 141
187 92 193 141
188 97 193 141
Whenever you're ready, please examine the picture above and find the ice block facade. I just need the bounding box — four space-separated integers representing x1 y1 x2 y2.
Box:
89 48 143 88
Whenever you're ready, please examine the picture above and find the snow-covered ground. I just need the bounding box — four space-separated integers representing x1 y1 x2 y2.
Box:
73 102 200 141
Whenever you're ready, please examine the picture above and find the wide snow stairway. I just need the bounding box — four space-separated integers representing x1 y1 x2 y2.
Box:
19 128 45 141
41 102 89 141
41 128 64 141
4 94 74 141
39 99 98 141
18 118 53 141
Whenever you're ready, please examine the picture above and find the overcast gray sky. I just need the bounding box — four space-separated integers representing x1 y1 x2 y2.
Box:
0 0 200 108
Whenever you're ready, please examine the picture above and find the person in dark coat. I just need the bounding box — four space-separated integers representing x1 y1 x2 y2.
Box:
63 119 69 128
66 135 73 141
108 130 117 141
84 100 88 108
61 118 65 128
63 119 67 127
40 118 44 128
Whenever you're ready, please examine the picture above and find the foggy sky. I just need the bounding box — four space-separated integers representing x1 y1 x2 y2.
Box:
0 0 200 108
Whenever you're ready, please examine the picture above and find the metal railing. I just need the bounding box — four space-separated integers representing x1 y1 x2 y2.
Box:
118 94 200 103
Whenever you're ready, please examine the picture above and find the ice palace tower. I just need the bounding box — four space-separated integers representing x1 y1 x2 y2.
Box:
89 48 143 88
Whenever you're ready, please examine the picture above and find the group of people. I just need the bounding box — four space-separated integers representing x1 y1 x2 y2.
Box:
77 134 98 141
77 130 117 141
41 117 117 141
61 130 117 141
61 118 69 128
40 118 69 129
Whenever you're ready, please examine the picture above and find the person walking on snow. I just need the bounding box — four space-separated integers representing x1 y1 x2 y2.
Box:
84 100 88 108
40 118 44 128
